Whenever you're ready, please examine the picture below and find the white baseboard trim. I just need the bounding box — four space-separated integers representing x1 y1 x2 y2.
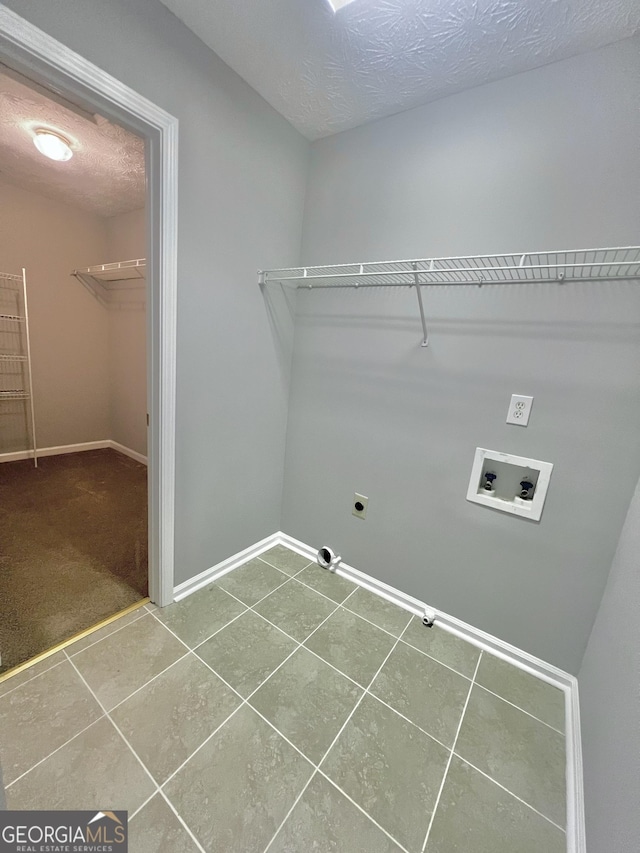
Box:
277 530 585 853
172 532 282 601
177 529 584 852
0 439 147 465
0 440 110 463
109 441 147 465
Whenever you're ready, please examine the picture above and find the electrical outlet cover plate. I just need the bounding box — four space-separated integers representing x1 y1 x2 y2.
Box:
466 448 553 521
506 394 533 426
353 493 368 519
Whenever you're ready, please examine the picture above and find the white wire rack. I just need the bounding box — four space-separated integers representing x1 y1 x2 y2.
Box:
0 268 38 465
72 258 146 287
259 246 640 347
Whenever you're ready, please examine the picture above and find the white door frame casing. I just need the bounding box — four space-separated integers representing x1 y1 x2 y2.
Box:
0 7 177 606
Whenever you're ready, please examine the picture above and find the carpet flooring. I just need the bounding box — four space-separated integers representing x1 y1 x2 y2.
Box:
0 448 147 673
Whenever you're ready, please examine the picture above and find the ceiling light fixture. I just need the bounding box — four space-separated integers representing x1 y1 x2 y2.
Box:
327 0 357 11
33 129 73 162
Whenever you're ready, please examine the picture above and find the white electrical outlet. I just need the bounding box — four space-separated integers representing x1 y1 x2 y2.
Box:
506 394 533 426
353 493 368 519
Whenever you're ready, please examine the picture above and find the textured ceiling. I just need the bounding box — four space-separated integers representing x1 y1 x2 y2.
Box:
0 71 145 217
159 0 640 140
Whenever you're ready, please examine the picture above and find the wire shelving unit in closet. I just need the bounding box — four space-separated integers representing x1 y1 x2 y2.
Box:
0 269 37 466
258 245 640 347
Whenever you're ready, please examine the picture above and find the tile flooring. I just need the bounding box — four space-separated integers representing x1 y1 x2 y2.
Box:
0 545 568 852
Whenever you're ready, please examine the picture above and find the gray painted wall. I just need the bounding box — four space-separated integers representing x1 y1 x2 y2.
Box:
579 476 640 852
2 0 309 585
283 38 640 673
106 208 147 457
0 177 110 450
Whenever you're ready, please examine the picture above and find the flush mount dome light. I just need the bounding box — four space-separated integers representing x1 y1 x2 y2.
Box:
327 0 357 10
33 130 73 162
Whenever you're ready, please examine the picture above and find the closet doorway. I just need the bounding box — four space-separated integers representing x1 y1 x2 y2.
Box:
0 65 150 673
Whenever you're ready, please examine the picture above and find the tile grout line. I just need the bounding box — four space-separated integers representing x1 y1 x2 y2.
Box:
450 752 567 833
5 714 107 790
0 606 149 693
155 788 208 853
166 566 469 763
244 566 567 840
107 651 192 714
12 611 559 847
234 599 455 755
471 682 565 735
257 555 314 574
341 604 412 639
66 609 148 659
398 636 477 680
156 588 359 791
128 788 158 821
239 677 411 853
4 554 566 850
262 617 415 853
156 583 413 853
268 564 565 730
203 586 457 759
224 562 562 736
216 565 309 611
165 605 250 654
62 650 207 853
0 658 68 701
236 573 565 738
316 768 411 852
421 650 484 853
6 612 243 789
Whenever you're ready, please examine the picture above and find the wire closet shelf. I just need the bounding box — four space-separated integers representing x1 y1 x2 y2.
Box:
258 246 640 347
72 258 146 287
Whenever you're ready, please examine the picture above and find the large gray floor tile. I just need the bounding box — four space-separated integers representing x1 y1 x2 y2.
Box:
129 794 201 853
270 773 404 853
6 717 155 812
71 614 186 710
111 655 240 783
67 607 147 655
295 565 357 603
0 659 102 784
259 545 311 576
455 685 566 827
402 619 480 678
216 558 288 606
370 641 470 746
164 705 313 853
344 587 413 637
250 648 362 763
196 610 297 697
0 651 66 699
475 654 566 731
425 755 566 853
254 579 337 642
322 694 449 851
304 608 396 687
154 583 246 648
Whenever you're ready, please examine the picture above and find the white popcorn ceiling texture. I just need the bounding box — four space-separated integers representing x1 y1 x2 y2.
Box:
159 0 640 139
0 73 145 217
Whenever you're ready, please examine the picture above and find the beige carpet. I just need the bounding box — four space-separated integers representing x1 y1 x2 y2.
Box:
0 448 147 673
